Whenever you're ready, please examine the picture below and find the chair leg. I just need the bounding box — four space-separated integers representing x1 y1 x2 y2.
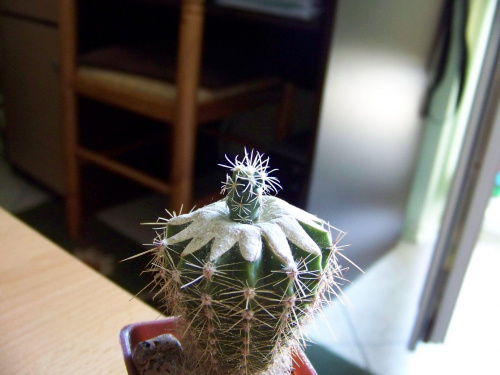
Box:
63 90 81 237
170 129 196 213
171 0 206 213
59 0 81 236
275 81 296 140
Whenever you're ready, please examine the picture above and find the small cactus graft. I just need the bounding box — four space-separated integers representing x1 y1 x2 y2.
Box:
145 149 349 375
222 150 281 223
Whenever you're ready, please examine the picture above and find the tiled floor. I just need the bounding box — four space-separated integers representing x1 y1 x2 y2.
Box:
307 197 500 375
0 157 52 214
306 235 437 374
1 151 499 375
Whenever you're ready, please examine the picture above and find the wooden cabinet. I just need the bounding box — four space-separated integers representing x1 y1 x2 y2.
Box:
0 1 64 193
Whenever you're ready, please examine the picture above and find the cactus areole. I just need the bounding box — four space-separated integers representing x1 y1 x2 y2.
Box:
147 150 346 375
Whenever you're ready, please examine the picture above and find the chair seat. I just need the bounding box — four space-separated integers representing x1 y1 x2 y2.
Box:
75 66 282 123
77 42 273 90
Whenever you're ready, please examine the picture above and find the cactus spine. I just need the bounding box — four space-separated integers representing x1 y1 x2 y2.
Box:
148 150 346 374
223 151 280 223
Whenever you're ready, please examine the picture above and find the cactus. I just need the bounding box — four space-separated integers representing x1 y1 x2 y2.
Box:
146 149 347 375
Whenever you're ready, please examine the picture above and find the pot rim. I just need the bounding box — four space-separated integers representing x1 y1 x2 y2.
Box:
120 317 317 375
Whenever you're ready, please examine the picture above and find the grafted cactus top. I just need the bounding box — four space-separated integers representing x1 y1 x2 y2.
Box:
221 150 281 223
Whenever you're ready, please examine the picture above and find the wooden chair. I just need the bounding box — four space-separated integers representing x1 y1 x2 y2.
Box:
58 0 294 236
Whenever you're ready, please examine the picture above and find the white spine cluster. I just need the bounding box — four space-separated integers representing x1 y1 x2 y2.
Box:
220 149 281 223
220 149 282 197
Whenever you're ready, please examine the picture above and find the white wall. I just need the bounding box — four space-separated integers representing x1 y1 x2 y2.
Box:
307 0 444 268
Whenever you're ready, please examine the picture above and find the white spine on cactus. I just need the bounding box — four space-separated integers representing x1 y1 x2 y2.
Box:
220 149 282 197
163 196 329 263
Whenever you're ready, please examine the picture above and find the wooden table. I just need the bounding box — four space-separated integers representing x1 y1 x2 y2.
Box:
0 208 159 374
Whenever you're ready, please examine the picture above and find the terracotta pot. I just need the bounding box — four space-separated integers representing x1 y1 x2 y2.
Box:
120 317 317 375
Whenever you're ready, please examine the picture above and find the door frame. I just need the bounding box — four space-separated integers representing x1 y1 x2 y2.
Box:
410 3 500 348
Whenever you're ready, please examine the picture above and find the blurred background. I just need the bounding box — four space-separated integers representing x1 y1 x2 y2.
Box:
1 0 499 374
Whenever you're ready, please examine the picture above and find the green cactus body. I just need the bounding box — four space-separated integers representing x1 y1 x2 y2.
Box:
149 151 345 375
